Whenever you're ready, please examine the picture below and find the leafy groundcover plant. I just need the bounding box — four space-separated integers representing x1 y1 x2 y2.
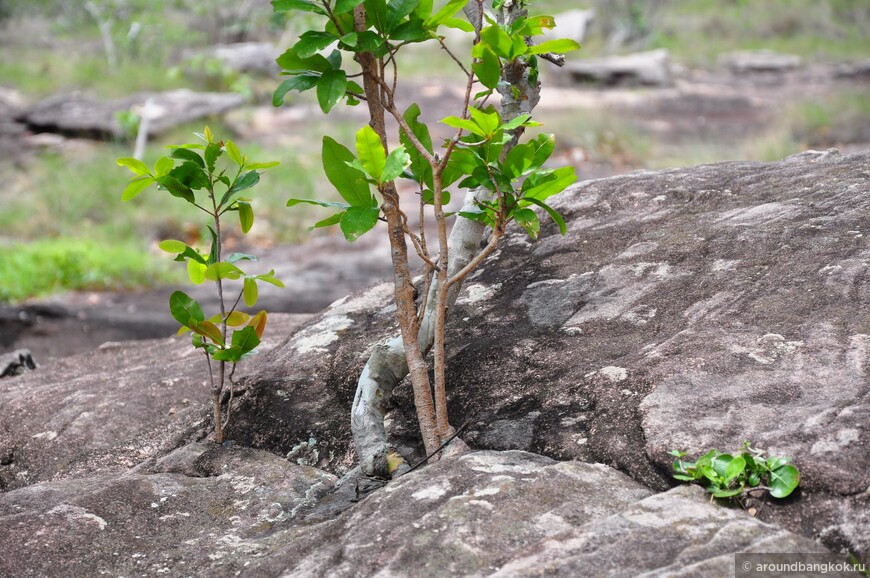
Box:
117 127 283 443
669 442 800 500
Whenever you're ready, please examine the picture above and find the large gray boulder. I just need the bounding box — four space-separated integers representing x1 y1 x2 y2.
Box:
228 148 870 557
20 89 245 140
565 49 672 86
0 450 827 577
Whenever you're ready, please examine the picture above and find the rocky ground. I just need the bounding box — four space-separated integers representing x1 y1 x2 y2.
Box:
1 149 868 576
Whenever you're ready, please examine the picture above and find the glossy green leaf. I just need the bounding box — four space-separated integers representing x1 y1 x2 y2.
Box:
522 166 577 201
155 175 195 204
238 201 254 233
340 206 380 241
272 0 328 14
440 115 480 135
311 212 344 229
355 125 387 183
316 69 348 113
169 290 205 327
412 0 432 18
169 147 205 168
421 189 450 205
189 319 224 346
204 262 245 281
243 276 258 307
287 197 351 210
117 157 151 177
204 142 222 172
225 140 243 166
321 136 371 207
187 259 206 284
381 146 411 183
724 456 746 481
468 106 500 137
276 49 331 73
442 17 474 32
523 197 566 235
248 310 268 339
256 270 285 287
480 24 513 59
513 207 540 239
226 252 257 263
169 162 209 190
154 156 174 177
232 325 261 353
769 465 800 498
158 239 187 254
472 45 500 89
244 161 280 170
526 38 581 56
121 177 152 201
273 74 319 106
294 30 337 58
364 0 389 32
712 486 745 498
385 0 420 33
334 0 361 14
389 18 431 42
222 171 260 206
400 103 434 189
425 0 466 28
501 113 533 131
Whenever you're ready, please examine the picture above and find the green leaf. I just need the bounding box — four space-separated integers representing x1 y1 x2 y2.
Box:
364 0 389 32
767 456 791 471
334 0 362 14
232 325 261 354
187 259 206 284
389 18 431 42
501 113 533 131
468 106 500 137
116 157 151 176
522 166 577 201
287 198 351 210
221 171 260 206
189 319 224 346
442 17 474 32
154 156 174 177
355 125 387 183
158 239 187 254
273 74 319 106
226 252 257 263
340 206 380 241
316 69 348 113
169 290 205 327
272 0 328 14
412 0 432 19
513 207 540 239
207 225 218 265
169 162 210 190
243 276 258 307
169 147 205 168
248 310 268 339
311 212 343 229
122 177 152 201
480 24 513 59
204 262 245 281
769 465 800 498
504 142 534 179
440 115 480 135
712 486 745 499
385 0 420 33
425 0 466 28
155 175 195 204
238 201 254 233
527 38 581 56
339 32 358 46
724 456 746 481
276 49 331 73
400 103 434 189
321 136 372 207
421 189 450 205
204 142 222 172
256 270 285 287
472 46 500 90
225 140 243 166
244 161 280 170
381 146 411 183
294 30 337 58
523 197 567 235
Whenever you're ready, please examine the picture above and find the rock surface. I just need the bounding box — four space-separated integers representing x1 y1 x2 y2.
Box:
20 90 245 140
565 49 672 86
229 149 870 557
0 450 829 577
720 50 803 73
207 42 280 75
2 151 869 574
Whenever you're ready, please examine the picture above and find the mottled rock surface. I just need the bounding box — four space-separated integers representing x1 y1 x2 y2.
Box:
565 49 672 86
231 149 870 556
20 90 245 139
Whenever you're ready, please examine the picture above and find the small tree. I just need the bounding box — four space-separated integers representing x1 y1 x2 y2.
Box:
117 127 283 444
274 0 579 476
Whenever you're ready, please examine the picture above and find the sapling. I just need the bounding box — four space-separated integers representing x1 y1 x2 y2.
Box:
273 0 579 476
117 127 283 443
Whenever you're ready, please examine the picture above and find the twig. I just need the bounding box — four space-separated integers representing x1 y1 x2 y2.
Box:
404 418 472 475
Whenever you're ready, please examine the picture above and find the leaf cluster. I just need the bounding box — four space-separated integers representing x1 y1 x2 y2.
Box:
669 442 800 500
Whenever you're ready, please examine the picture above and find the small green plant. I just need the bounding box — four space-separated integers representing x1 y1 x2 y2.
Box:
669 442 800 500
117 126 282 443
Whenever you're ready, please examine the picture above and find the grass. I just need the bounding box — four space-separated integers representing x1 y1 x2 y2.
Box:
0 238 175 302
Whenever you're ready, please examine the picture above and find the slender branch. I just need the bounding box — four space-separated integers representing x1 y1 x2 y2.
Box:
222 363 238 429
446 230 502 289
438 37 471 77
405 418 472 474
226 289 244 319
